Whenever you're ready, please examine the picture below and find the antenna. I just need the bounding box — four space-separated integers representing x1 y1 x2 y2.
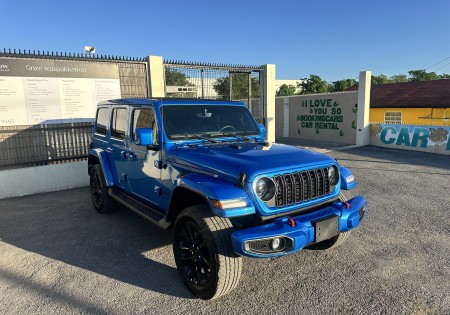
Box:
160 98 165 162
160 82 164 160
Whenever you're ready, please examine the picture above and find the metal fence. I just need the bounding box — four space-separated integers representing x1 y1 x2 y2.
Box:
0 48 149 98
163 60 265 123
0 50 267 171
0 122 93 170
0 49 147 170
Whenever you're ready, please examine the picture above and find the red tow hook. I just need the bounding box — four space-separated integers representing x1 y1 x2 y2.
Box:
344 201 350 209
288 217 296 227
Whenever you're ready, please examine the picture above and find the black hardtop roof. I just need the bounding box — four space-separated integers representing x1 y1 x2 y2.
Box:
97 98 245 107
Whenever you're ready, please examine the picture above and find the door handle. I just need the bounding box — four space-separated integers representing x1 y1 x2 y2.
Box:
127 152 137 161
106 147 114 153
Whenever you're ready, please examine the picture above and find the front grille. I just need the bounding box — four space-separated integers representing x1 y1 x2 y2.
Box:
273 167 331 208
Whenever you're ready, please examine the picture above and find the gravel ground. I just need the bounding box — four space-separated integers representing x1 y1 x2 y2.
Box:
0 145 449 315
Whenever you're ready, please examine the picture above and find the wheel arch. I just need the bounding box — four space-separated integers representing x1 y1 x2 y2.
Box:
88 154 100 175
88 149 115 186
166 187 210 225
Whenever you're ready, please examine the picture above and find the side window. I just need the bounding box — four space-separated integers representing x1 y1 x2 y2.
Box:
111 108 128 140
132 109 157 143
95 108 109 136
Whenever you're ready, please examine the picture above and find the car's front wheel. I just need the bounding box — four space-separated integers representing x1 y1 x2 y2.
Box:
173 205 242 300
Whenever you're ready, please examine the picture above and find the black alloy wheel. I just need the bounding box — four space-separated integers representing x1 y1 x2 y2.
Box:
173 206 242 300
90 168 104 209
89 164 116 213
176 220 212 287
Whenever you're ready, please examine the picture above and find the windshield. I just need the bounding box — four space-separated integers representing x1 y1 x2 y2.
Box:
162 105 260 140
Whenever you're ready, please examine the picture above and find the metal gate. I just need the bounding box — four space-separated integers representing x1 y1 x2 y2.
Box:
163 60 265 124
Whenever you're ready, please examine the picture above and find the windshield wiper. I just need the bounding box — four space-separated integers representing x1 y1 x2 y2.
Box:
216 133 254 141
171 134 219 143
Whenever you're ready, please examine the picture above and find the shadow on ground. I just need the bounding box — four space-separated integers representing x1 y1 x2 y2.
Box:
0 188 193 299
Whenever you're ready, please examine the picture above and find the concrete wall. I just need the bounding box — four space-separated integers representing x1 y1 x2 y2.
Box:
370 123 450 155
0 161 88 199
276 91 359 144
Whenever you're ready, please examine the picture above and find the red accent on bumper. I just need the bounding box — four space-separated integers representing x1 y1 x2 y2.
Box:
288 217 296 227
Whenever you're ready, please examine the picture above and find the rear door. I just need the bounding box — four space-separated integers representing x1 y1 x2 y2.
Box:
108 107 129 189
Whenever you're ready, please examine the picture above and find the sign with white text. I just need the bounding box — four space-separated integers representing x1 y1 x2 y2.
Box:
0 59 121 126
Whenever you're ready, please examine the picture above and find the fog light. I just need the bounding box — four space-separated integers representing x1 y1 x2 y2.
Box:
271 237 285 251
359 205 367 220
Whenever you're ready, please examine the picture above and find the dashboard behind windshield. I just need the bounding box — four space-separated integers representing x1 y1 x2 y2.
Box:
161 105 260 140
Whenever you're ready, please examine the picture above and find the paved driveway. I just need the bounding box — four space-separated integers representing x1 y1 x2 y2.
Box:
0 146 449 314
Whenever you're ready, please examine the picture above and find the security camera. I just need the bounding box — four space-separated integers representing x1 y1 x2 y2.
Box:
84 46 96 54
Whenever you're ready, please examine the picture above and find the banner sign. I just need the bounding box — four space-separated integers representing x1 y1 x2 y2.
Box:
370 123 450 155
280 92 358 145
0 59 121 126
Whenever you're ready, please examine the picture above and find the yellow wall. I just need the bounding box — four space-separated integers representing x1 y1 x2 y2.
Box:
370 108 450 126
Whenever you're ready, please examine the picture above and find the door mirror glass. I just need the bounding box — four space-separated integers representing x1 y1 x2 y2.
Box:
135 128 153 146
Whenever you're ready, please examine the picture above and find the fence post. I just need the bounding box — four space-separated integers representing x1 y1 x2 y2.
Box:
262 64 276 142
146 55 165 98
356 70 371 146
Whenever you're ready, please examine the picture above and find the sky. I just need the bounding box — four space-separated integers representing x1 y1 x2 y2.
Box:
2 0 450 82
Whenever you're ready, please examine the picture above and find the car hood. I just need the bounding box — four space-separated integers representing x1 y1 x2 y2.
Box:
167 141 336 182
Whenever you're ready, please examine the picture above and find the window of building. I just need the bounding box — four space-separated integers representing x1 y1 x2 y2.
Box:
95 108 110 136
132 108 157 142
384 111 402 124
111 108 128 139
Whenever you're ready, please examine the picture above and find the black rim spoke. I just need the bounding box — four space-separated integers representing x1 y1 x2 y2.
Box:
91 172 103 207
176 220 212 288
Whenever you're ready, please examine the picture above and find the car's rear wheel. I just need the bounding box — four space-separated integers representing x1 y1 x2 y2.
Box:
173 205 242 300
89 164 116 213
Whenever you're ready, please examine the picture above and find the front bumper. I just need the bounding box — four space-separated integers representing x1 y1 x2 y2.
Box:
231 195 367 258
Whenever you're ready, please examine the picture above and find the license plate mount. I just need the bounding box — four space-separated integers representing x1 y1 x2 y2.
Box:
313 215 339 243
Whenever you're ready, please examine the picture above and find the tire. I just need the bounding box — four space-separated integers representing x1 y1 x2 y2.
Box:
307 230 351 250
89 164 117 213
173 205 242 300
307 191 351 250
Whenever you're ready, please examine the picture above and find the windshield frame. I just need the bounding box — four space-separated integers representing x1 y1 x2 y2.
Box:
160 104 260 141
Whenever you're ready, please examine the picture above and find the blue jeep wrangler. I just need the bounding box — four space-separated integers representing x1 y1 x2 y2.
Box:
88 98 367 299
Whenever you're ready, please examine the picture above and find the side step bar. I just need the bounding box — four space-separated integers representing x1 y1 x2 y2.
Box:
108 187 171 230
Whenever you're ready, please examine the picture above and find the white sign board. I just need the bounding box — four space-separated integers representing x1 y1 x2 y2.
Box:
0 59 121 126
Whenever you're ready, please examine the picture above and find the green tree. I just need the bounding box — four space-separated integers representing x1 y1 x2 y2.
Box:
165 68 192 86
276 84 297 96
213 73 260 100
298 74 329 94
408 69 440 81
371 74 390 85
330 78 357 91
389 74 408 83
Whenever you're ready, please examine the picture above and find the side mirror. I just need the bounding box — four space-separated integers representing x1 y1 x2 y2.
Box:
258 124 266 138
135 128 153 146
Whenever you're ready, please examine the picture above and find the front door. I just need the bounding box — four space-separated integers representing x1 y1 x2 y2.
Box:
126 107 162 206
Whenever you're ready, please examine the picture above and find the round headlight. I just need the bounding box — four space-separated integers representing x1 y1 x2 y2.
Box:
328 166 339 186
254 177 276 202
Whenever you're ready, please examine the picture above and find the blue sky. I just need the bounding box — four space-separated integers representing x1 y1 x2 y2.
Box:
2 0 449 82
